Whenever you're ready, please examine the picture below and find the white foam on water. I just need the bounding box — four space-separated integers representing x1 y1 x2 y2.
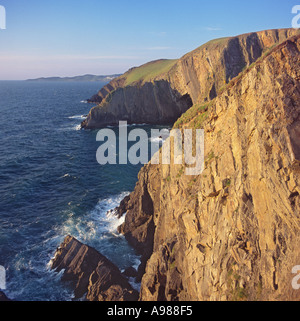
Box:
128 277 141 292
7 234 75 301
61 173 70 178
104 209 126 236
58 124 82 132
5 188 140 301
60 191 130 243
48 191 141 299
68 114 87 120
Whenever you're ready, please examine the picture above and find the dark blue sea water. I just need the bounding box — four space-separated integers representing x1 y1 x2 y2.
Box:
0 81 168 301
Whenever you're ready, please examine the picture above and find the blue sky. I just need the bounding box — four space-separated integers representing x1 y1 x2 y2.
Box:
0 0 298 79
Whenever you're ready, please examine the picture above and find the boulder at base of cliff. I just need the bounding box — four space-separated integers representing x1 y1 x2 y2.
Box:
50 235 139 301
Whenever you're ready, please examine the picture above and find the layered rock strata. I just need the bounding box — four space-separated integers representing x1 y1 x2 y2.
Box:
51 235 138 301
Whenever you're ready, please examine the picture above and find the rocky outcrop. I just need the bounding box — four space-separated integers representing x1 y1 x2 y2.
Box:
86 59 177 104
82 80 193 128
116 34 300 301
83 28 299 129
87 76 126 104
51 235 138 301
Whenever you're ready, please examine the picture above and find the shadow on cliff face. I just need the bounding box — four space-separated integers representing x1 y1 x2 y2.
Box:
81 80 193 129
288 120 300 163
223 34 263 82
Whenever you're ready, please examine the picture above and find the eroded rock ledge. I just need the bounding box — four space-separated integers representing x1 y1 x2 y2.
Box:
50 235 138 301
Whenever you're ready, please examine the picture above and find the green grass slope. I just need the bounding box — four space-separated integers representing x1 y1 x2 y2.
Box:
122 59 178 86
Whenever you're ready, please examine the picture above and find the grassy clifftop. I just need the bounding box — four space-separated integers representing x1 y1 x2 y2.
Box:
121 59 178 86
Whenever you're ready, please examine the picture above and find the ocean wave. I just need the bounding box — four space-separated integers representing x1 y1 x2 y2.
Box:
60 173 70 178
105 209 126 236
7 234 75 301
68 115 87 120
60 191 130 243
128 276 141 292
112 123 151 128
128 123 150 127
55 191 141 272
58 124 82 132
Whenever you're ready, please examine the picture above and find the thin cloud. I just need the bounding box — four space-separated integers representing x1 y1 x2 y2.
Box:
59 55 140 60
0 54 140 61
149 31 167 37
146 46 172 51
204 27 223 31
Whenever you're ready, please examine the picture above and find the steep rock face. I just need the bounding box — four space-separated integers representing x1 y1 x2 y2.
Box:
117 35 300 301
83 29 299 129
82 80 192 128
161 28 300 104
51 235 138 301
117 164 160 281
87 59 178 104
87 76 126 104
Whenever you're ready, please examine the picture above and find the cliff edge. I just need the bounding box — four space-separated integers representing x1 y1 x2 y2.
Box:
82 28 299 129
116 33 300 301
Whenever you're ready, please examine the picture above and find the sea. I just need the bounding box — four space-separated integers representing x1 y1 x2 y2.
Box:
0 80 168 301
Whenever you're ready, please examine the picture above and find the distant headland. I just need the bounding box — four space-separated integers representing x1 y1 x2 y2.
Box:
26 74 122 82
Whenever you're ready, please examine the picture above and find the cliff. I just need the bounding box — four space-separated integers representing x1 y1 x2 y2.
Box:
82 28 299 129
116 34 300 301
160 28 300 104
86 59 177 104
82 80 193 128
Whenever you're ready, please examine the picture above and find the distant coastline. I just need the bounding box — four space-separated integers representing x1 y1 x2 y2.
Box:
26 74 122 82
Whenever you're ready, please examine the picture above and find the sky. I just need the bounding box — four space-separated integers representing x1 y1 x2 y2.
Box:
0 0 298 80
